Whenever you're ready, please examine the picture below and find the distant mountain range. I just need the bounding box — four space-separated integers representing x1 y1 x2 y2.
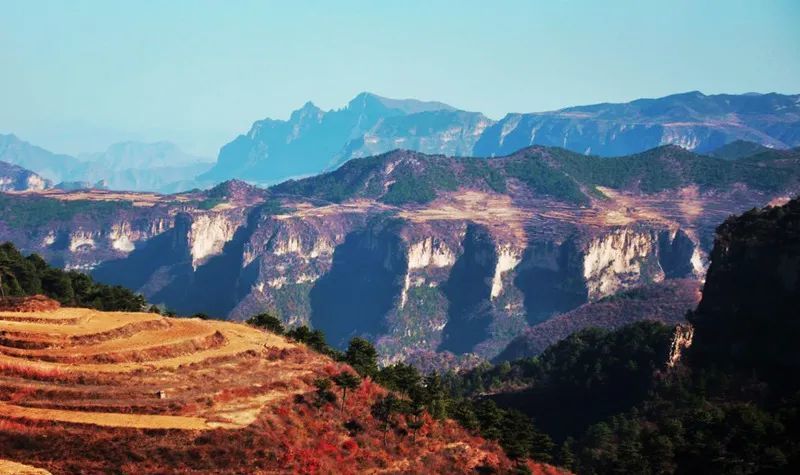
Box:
0 133 82 182
2 91 799 191
0 134 212 192
203 91 800 185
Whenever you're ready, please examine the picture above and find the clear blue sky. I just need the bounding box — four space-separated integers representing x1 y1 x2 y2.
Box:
1 0 798 157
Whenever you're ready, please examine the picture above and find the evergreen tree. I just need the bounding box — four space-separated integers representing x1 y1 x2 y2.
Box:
312 377 337 409
557 437 575 471
371 393 400 446
332 371 360 415
344 337 378 377
246 312 285 334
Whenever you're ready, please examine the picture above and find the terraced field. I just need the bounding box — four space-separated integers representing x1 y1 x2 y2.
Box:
0 308 313 431
0 305 529 474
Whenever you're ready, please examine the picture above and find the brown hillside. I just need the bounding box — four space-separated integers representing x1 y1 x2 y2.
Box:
0 296 60 313
0 308 562 474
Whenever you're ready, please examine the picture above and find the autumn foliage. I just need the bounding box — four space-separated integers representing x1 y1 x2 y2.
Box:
0 308 567 474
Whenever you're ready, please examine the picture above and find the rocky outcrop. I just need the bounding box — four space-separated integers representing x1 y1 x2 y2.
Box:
582 229 665 300
187 213 240 268
0 161 51 191
689 197 800 380
668 323 695 368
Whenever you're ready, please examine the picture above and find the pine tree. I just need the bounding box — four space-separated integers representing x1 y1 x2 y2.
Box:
344 337 378 377
246 312 285 334
332 371 360 415
371 393 400 446
557 437 576 471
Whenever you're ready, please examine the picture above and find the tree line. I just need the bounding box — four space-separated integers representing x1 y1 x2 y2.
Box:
0 242 146 311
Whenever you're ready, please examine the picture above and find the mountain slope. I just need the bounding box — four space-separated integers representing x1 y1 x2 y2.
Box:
0 136 213 193
708 139 772 160
0 161 51 192
78 141 210 169
0 303 553 473
273 144 799 206
495 279 701 362
73 141 214 192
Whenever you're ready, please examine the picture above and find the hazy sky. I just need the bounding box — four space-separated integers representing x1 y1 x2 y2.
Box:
1 0 798 157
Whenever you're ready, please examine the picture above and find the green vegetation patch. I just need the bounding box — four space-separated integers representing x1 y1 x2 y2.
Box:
0 242 146 311
461 159 507 193
0 195 133 228
502 153 589 205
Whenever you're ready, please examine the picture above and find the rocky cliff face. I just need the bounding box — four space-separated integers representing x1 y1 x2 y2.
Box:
1 145 798 366
0 161 51 191
222 211 699 362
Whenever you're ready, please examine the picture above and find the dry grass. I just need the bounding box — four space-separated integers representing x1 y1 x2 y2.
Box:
0 309 308 432
0 459 52 475
0 308 543 474
23 189 190 207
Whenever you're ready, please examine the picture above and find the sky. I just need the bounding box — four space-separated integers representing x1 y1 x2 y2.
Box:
1 0 798 158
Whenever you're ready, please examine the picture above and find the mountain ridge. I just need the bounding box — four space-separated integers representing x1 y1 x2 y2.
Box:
203 90 800 185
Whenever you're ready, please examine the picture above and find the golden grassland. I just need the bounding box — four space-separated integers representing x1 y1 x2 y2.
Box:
0 307 554 474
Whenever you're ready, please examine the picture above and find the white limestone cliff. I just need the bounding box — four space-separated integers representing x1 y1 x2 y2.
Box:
582 229 665 300
188 213 238 269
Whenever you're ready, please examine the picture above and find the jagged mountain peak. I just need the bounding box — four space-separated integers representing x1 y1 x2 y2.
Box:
288 100 324 121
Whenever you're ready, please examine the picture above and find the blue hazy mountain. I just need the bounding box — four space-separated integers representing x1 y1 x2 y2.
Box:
78 141 210 170
474 91 800 157
75 141 213 192
205 91 800 185
6 91 800 190
199 92 493 184
0 133 82 183
0 134 212 192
